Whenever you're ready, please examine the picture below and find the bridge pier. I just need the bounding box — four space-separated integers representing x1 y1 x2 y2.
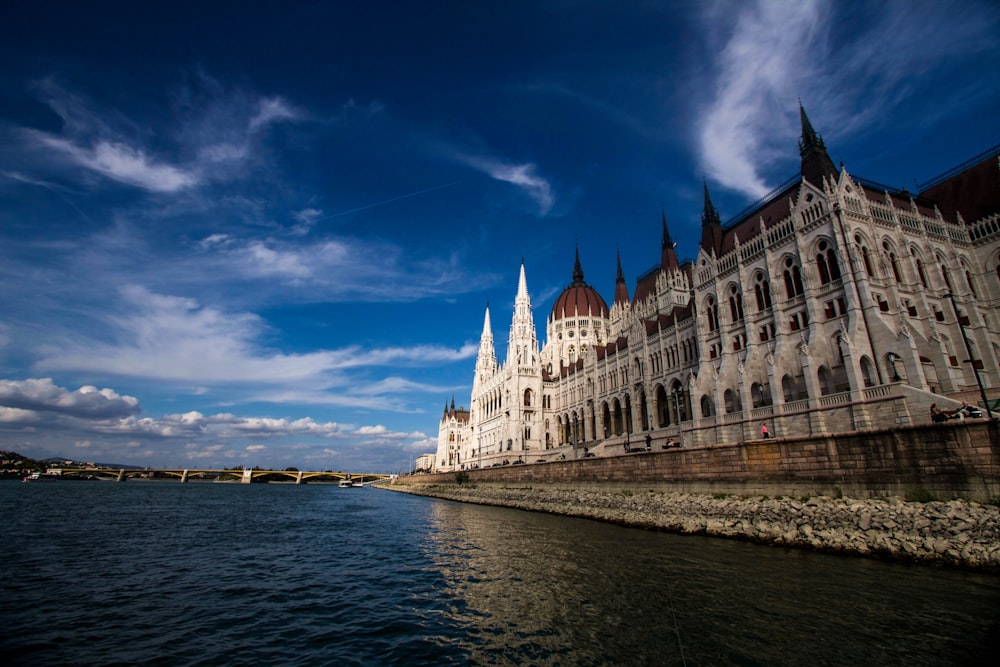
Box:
241 469 253 484
296 471 304 484
180 469 189 483
116 468 126 482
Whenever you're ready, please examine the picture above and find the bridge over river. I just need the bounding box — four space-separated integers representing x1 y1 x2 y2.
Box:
45 467 392 485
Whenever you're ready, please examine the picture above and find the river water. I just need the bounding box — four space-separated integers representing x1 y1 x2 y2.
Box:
1 481 997 666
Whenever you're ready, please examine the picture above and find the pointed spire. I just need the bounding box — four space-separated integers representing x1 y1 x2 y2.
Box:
661 209 673 247
701 181 721 227
797 101 838 187
475 302 497 378
798 102 825 157
482 302 493 338
613 249 630 306
516 258 529 301
509 258 537 364
572 244 584 284
699 181 723 256
660 209 679 272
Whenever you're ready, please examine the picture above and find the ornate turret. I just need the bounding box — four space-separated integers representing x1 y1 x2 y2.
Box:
798 102 838 187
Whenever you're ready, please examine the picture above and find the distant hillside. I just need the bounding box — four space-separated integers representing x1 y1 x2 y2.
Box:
0 450 44 475
1 451 143 474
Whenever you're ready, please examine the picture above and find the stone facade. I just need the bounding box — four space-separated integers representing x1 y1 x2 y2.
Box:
434 106 1000 473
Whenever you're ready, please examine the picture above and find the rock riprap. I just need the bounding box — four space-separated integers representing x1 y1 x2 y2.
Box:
390 484 1000 570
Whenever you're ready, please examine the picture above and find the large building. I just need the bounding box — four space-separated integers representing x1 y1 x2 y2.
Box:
434 106 1000 472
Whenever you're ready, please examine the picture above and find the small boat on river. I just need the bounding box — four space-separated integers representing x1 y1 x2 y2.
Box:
22 471 60 482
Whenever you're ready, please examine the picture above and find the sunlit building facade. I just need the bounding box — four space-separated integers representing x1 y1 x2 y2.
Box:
434 106 1000 471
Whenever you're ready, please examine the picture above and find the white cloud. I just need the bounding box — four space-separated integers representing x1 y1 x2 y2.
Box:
32 286 475 391
696 0 1000 199
455 153 555 215
697 0 825 198
16 77 306 194
249 97 302 132
34 134 198 192
293 208 323 225
0 378 140 419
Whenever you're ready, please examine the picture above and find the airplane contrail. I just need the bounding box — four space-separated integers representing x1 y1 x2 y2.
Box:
316 181 462 222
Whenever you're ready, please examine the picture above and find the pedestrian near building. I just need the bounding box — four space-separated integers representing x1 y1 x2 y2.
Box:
761 423 770 439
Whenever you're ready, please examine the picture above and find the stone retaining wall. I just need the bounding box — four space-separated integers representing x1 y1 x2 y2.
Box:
410 420 1000 501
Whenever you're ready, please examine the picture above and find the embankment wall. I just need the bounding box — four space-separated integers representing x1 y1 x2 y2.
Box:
398 421 1000 501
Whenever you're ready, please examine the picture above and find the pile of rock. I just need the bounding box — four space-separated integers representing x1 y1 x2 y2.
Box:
391 484 1000 570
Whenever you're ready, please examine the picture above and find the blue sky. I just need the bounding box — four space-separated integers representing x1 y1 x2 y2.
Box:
1 1 998 472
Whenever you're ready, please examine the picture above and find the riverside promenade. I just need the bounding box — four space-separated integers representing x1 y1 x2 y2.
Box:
391 420 1000 570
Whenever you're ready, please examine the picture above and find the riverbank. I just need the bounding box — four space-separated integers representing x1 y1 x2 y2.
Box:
388 483 1000 570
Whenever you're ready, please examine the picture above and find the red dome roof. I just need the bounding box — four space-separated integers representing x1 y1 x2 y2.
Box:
551 282 609 321
549 250 609 322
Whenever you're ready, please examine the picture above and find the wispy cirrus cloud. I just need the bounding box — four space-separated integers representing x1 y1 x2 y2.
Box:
15 76 304 193
696 0 1000 199
33 285 476 387
696 0 826 198
454 152 555 215
31 134 198 192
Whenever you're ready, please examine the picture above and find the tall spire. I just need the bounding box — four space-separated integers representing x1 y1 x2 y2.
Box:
508 259 537 366
798 102 825 156
572 245 584 284
699 181 723 256
475 302 497 377
516 258 529 301
798 101 838 187
660 209 679 272
613 250 630 306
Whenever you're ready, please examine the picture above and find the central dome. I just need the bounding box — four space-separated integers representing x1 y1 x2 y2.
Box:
549 250 609 322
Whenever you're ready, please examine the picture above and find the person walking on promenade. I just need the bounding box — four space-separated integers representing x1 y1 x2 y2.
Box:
761 423 770 439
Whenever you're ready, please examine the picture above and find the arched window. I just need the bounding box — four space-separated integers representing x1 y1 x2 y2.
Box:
728 285 744 321
753 272 772 311
706 296 719 332
914 258 927 289
700 395 715 418
965 269 978 298
860 356 876 387
884 241 901 282
724 388 737 414
783 258 804 298
817 239 840 285
941 264 953 292
656 385 669 427
523 389 532 407
781 375 796 402
817 366 834 396
857 235 875 277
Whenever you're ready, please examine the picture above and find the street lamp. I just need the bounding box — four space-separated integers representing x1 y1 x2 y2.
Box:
887 352 901 382
944 292 992 420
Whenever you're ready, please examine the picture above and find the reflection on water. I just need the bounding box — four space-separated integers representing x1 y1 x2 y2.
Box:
423 498 1000 666
2 482 996 666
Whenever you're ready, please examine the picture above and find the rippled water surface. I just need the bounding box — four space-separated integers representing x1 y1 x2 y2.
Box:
2 481 998 666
